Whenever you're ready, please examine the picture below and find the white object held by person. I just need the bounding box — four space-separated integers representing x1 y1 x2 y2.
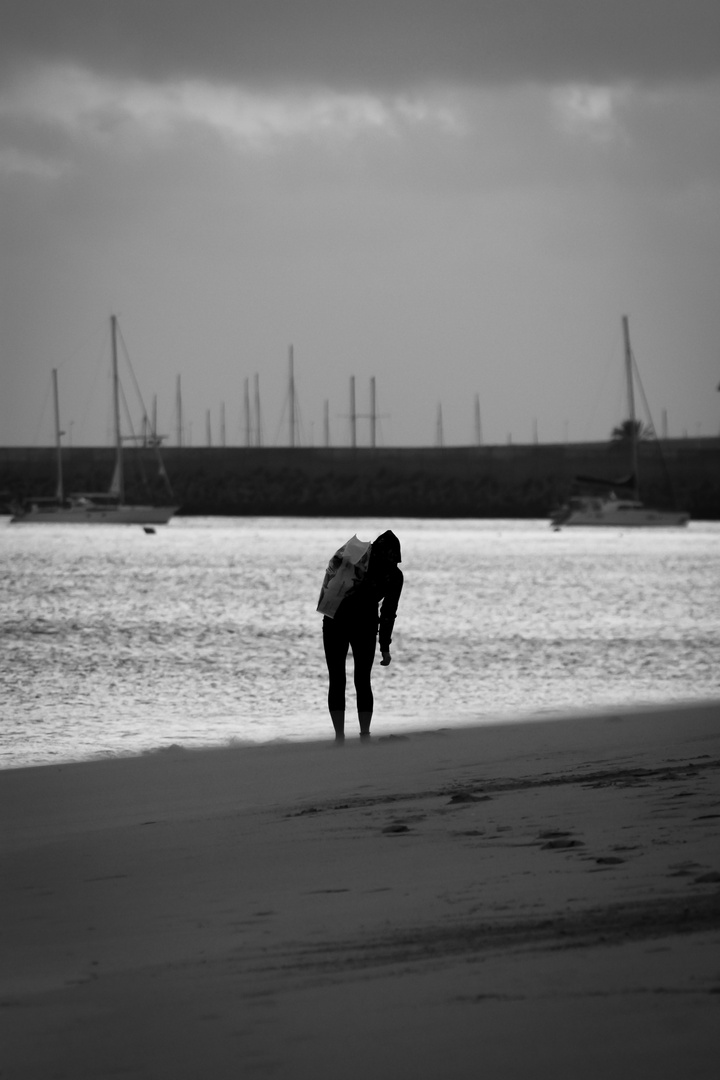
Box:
316 535 372 618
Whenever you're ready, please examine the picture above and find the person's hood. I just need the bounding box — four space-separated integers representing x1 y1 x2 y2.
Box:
373 530 402 564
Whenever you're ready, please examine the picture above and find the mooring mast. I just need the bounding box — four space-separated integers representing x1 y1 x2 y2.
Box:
176 375 183 446
288 345 302 448
349 376 357 448
254 374 263 447
474 393 482 446
243 377 251 446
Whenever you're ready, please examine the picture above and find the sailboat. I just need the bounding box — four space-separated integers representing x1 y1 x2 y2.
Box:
550 316 689 528
11 316 179 525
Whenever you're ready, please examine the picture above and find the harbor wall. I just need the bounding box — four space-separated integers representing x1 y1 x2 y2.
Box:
1 440 718 519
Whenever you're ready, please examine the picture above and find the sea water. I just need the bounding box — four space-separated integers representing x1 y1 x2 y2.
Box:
1 516 719 769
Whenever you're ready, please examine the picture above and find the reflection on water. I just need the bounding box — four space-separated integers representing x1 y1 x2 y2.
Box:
1 517 719 768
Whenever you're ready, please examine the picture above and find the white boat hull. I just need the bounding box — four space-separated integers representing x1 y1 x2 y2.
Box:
11 504 178 525
552 498 689 528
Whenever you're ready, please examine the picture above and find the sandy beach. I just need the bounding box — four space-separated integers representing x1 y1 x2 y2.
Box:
1 700 719 1078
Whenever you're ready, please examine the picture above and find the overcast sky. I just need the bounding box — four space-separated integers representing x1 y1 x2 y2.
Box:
2 0 719 448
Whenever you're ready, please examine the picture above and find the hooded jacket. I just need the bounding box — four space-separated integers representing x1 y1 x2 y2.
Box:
330 530 403 651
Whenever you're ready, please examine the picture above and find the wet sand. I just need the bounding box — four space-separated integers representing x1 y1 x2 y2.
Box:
1 700 719 1078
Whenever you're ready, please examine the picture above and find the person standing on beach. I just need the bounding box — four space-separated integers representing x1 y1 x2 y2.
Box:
318 530 403 741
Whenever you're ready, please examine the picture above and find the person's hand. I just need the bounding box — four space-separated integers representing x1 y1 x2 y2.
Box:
380 651 392 666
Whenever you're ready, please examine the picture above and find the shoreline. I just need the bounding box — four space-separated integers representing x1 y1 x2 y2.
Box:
2 700 719 1077
3 694 718 776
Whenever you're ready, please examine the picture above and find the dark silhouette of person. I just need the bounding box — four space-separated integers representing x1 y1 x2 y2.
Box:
321 530 403 741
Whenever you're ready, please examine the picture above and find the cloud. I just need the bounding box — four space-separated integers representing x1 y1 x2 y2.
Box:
552 85 626 143
2 1 720 91
3 2 717 192
0 63 462 173
3 58 719 207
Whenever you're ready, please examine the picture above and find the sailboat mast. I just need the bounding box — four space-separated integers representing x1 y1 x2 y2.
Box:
349 376 356 448
436 402 444 448
289 345 296 448
244 378 251 446
254 374 262 447
370 377 376 449
622 314 639 500
176 374 183 446
52 368 64 502
111 314 124 502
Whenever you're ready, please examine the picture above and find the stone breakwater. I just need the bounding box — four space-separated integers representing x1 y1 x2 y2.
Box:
1 439 718 518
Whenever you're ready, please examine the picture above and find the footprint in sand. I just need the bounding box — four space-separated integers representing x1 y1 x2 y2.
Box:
542 838 584 850
447 792 492 805
667 860 703 877
537 830 584 850
694 871 720 884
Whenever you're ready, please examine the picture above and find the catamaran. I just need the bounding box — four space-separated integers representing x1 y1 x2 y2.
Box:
550 317 689 529
11 316 179 525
